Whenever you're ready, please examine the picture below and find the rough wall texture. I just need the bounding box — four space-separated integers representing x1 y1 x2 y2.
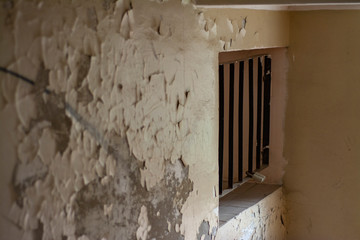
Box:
201 8 289 52
284 10 360 240
0 1 218 239
0 1 289 239
216 188 286 240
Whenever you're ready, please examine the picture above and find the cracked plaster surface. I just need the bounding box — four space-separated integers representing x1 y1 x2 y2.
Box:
0 0 289 239
0 1 218 239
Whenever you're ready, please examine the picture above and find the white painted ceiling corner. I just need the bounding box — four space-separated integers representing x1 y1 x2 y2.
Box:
195 0 360 10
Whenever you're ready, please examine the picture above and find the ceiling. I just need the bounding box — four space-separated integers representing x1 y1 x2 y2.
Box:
196 0 360 10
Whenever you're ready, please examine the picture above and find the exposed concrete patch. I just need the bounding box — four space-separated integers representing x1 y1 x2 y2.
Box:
33 68 72 154
11 64 72 210
197 220 211 240
73 135 193 240
13 156 48 207
73 136 143 240
75 54 91 90
2 0 14 30
102 0 118 12
146 159 193 240
77 84 94 105
86 7 98 31
33 220 44 240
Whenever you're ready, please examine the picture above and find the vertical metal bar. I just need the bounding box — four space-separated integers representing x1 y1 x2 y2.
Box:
238 61 244 182
219 64 224 195
248 59 254 173
228 63 235 189
263 56 271 165
256 57 263 169
233 62 239 182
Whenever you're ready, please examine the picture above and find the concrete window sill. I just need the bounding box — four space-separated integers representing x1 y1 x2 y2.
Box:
219 182 281 226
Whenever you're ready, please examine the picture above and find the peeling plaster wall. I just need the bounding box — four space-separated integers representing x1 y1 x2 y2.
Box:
0 1 289 239
201 8 289 51
216 188 286 240
284 10 360 240
0 1 218 239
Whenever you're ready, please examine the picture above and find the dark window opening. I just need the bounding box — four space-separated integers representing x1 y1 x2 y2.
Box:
218 52 272 195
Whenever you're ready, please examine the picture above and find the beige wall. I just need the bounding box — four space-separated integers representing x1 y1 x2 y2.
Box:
284 10 360 240
202 8 289 51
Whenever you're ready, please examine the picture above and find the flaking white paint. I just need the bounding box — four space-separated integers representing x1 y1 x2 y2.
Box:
0 1 290 239
216 188 286 240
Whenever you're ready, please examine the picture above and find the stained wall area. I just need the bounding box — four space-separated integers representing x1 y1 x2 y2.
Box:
0 1 219 239
284 10 360 240
0 1 290 239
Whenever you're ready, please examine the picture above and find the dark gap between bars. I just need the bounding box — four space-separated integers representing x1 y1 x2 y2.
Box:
228 63 235 189
238 61 244 182
262 56 271 165
256 57 263 170
248 59 254 173
219 64 224 195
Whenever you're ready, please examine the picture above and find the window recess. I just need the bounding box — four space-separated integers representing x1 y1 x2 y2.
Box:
218 52 272 196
